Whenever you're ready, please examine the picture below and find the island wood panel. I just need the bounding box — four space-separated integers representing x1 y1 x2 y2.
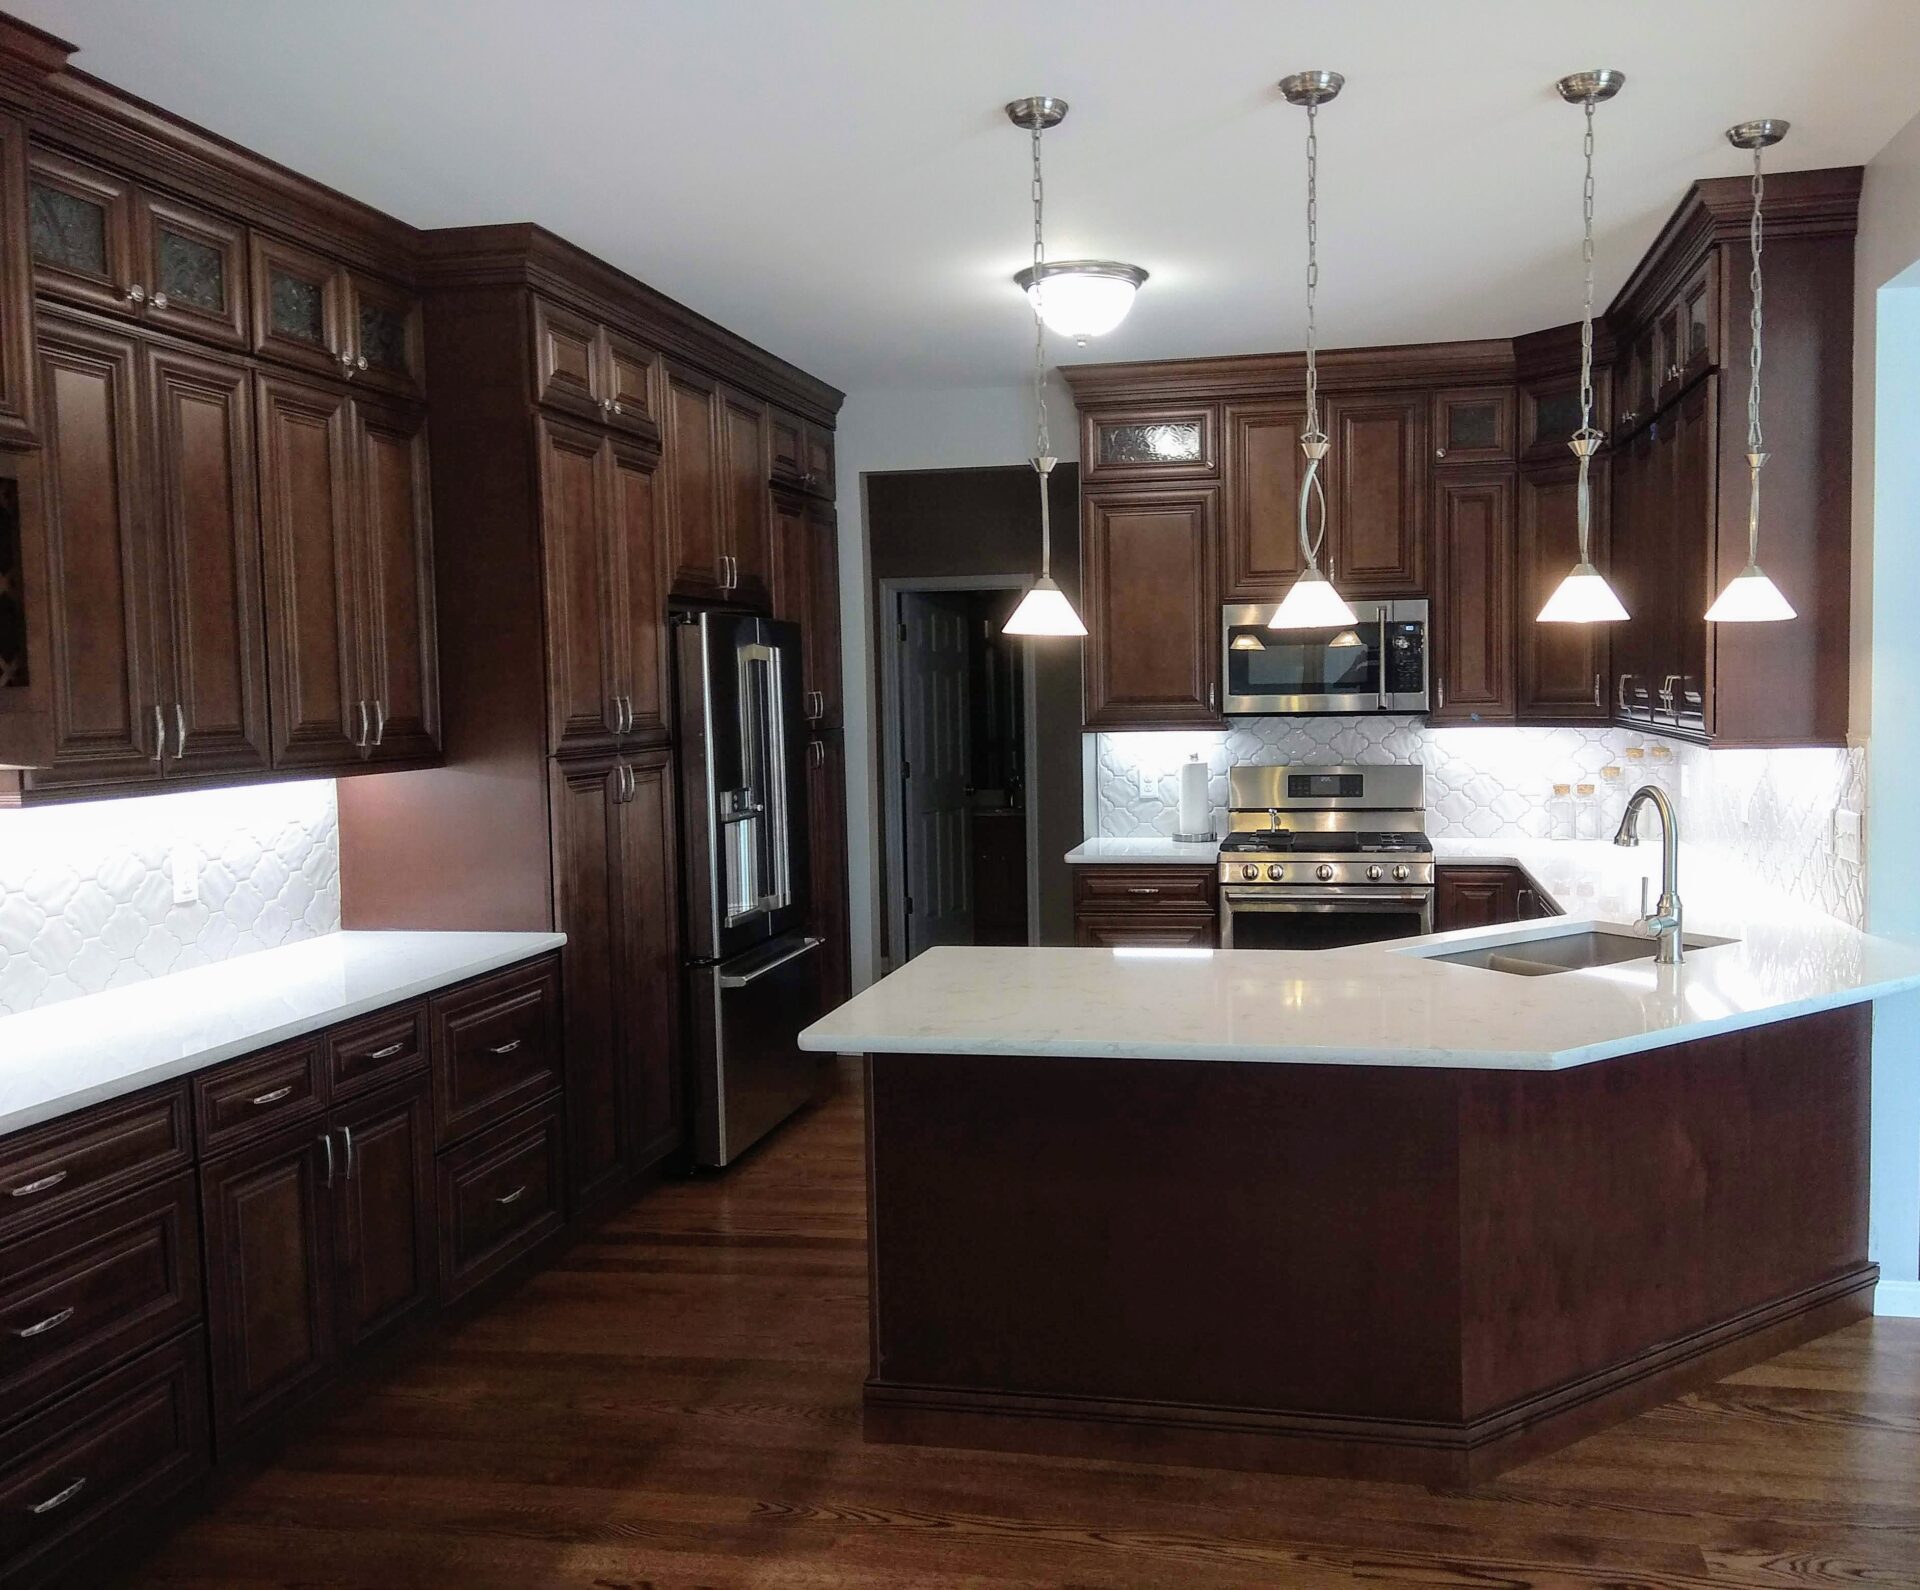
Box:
864 1001 1874 1485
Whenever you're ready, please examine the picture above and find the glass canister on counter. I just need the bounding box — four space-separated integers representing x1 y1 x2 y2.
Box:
1598 764 1625 834
1574 782 1600 840
1548 783 1575 840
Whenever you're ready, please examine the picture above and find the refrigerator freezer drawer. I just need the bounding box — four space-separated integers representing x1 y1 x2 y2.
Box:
689 934 827 1167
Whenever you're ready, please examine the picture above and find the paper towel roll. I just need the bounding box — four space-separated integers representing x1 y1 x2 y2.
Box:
1177 756 1213 840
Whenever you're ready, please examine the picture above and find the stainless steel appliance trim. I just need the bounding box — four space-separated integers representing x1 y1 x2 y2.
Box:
1220 599 1431 715
1221 885 1434 908
718 935 821 990
675 615 727 961
1226 761 1426 813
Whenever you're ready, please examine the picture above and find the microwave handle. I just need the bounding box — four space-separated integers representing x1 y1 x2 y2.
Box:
1378 608 1389 709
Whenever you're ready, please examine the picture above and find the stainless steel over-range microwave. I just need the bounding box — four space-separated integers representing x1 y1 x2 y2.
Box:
1220 599 1431 715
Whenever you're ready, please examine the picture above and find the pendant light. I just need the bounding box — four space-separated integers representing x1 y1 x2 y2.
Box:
1268 71 1359 632
1003 97 1087 639
1706 120 1797 623
1538 71 1630 625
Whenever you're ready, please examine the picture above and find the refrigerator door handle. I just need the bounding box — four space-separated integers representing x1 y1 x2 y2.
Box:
718 936 821 990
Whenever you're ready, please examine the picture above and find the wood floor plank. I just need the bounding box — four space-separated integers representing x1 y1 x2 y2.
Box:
121 1077 1920 1589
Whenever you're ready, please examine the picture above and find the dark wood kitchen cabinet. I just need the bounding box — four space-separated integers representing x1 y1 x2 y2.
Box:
22 312 271 797
351 394 438 764
808 730 851 1007
1221 398 1309 600
664 361 775 606
1516 459 1611 722
770 405 835 498
549 748 679 1215
1326 394 1427 594
251 232 423 398
1435 864 1559 930
773 490 843 729
1431 386 1514 466
531 295 659 438
330 1079 436 1352
1072 865 1218 947
1431 470 1515 723
1082 483 1220 729
0 114 37 442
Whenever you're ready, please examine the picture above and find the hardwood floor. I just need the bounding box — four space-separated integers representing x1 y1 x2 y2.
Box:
127 1066 1920 1589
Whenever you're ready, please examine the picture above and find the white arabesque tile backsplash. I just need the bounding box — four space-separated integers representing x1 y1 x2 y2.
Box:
1093 720 1867 928
0 780 341 1014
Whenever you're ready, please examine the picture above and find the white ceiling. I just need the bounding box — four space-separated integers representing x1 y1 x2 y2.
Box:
13 1 1920 393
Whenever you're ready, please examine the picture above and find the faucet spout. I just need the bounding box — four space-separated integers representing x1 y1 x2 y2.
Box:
1615 784 1683 964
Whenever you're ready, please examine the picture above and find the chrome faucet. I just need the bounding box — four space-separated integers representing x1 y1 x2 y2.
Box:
1612 784 1684 964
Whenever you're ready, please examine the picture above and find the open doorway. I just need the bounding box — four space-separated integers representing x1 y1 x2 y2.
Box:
881 581 1036 960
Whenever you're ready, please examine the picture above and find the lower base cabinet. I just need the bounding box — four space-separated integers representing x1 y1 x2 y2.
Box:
1072 865 1220 948
437 1097 566 1304
1435 864 1559 931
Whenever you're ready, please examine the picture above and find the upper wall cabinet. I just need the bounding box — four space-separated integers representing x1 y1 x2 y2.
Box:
251 234 423 398
1431 387 1514 467
1221 399 1307 601
531 295 659 439
0 117 36 443
28 148 249 350
769 406 834 500
1081 404 1217 483
1325 394 1427 595
662 362 771 606
1082 483 1220 729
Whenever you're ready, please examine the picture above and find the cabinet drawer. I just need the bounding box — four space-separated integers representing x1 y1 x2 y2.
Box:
194 1039 324 1156
0 1173 202 1427
326 1001 428 1100
437 1099 564 1303
431 957 562 1149
0 1085 192 1244
1072 866 1216 912
0 1331 209 1590
1074 911 1217 949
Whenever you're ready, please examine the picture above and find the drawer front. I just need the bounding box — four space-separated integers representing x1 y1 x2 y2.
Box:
326 1001 428 1100
1072 866 1217 912
0 1174 202 1427
0 1085 192 1244
194 1039 324 1156
431 957 562 1149
1074 911 1218 949
0 1331 210 1589
437 1099 564 1303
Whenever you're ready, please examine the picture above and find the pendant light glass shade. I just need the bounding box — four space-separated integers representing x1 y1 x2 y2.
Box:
1705 564 1794 622
1015 261 1148 341
1268 567 1359 629
1538 562 1630 623
1003 575 1088 636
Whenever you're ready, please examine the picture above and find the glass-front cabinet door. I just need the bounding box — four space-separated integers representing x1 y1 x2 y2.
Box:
136 191 248 348
26 148 135 315
347 271 424 399
250 233 347 378
1431 386 1514 466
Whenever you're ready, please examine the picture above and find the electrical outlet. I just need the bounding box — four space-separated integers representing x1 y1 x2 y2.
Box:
1136 768 1158 800
170 844 200 905
1832 807 1864 865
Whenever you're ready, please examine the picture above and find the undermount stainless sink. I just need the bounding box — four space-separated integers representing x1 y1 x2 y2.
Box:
1429 926 1735 976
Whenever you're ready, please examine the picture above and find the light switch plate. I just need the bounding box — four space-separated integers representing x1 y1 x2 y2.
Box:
170 844 200 905
1832 807 1864 865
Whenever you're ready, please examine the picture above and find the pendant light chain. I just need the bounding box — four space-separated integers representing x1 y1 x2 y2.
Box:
1577 97 1598 443
1303 96 1323 446
1029 112 1050 464
1745 141 1766 564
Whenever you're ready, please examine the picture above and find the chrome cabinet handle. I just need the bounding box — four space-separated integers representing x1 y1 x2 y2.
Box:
1617 673 1632 712
623 763 636 804
1436 677 1445 711
152 704 166 763
372 699 386 747
250 1085 293 1106
174 703 187 758
1125 887 1159 896
320 1132 334 1190
495 1185 527 1206
9 1170 67 1198
609 695 622 734
1593 673 1603 709
368 1042 406 1060
341 1126 354 1181
488 1038 523 1055
15 1305 75 1339
30 1477 86 1515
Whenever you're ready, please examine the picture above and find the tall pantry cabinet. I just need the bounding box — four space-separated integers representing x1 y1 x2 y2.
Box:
336 225 846 1215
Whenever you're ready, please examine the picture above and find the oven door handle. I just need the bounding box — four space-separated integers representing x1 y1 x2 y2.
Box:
1221 887 1434 909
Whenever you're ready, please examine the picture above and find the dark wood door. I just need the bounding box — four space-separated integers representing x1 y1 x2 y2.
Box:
1516 460 1611 721
200 1122 336 1439
352 394 439 763
1326 394 1426 594
769 408 806 485
607 436 669 742
1431 387 1515 466
249 233 347 379
1431 470 1515 724
549 757 629 1213
1222 399 1308 600
26 148 137 318
771 491 808 629
538 416 619 754
1435 866 1523 932
530 296 599 422
808 731 851 1007
600 326 659 437
331 1076 436 1352
1667 376 1717 735
1074 911 1216 948
1608 423 1665 723
27 312 162 791
144 338 271 778
257 370 361 766
346 272 424 399
720 390 771 607
805 501 842 727
0 115 37 443
135 189 249 349
663 362 725 599
1082 484 1220 729
618 748 680 1175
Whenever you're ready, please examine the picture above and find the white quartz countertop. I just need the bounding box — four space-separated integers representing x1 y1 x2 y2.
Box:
0 930 565 1138
1065 836 1222 866
803 839 1920 1069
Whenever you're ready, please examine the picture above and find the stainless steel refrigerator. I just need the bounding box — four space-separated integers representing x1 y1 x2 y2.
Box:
675 610 825 1166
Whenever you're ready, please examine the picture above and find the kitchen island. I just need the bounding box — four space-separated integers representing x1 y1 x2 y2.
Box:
801 887 1920 1485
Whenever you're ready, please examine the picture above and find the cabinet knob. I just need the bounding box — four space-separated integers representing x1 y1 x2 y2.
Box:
1434 447 1446 459
611 400 622 415
150 290 169 310
125 283 146 304
356 354 368 371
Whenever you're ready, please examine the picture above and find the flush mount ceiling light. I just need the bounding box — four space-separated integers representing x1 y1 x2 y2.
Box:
1004 99 1146 346
1269 70 1359 633
1003 95 1087 639
1706 119 1797 624
1538 70 1631 625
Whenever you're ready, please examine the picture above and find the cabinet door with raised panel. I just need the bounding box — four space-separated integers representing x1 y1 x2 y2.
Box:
805 502 842 727
0 116 36 442
1432 387 1515 466
257 370 362 767
538 416 619 754
607 436 669 741
332 1076 435 1352
530 296 599 422
663 363 726 598
1431 470 1515 724
27 313 162 792
348 273 424 400
1516 461 1610 721
1667 376 1716 735
352 395 438 764
807 731 850 1007
1082 484 1220 730
145 340 271 778
1327 395 1426 594
1222 400 1308 600
26 149 136 317
617 749 680 1175
250 234 347 379
137 190 248 349
600 326 659 437
720 390 771 607
200 1123 335 1439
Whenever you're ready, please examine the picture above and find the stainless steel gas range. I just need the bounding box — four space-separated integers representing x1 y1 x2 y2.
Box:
1216 764 1435 950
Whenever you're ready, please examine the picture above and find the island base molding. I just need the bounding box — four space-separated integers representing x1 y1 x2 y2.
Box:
863 1004 1873 1488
